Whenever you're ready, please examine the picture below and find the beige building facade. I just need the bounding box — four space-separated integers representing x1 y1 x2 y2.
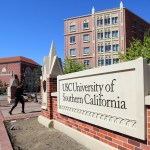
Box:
64 2 150 68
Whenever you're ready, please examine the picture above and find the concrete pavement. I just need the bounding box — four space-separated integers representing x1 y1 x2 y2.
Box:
0 95 7 100
1 101 41 121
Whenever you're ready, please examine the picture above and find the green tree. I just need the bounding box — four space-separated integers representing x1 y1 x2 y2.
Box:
2 82 8 93
0 80 3 87
0 80 8 94
119 29 150 63
34 67 42 92
24 80 28 92
63 58 85 74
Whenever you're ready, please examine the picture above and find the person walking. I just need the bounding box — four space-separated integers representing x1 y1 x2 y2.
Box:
9 81 26 115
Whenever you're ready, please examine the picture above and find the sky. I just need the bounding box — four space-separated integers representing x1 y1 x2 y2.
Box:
0 0 150 66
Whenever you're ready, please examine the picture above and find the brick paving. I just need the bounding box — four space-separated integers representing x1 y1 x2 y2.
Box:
0 100 41 150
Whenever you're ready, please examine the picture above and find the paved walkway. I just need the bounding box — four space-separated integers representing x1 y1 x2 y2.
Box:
0 95 7 100
0 99 41 150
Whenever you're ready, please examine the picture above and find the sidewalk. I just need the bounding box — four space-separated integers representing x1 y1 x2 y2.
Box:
0 95 7 101
1 101 41 121
0 99 41 150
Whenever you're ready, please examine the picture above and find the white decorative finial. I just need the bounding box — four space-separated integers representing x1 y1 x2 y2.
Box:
49 40 56 72
92 6 95 14
120 1 123 9
49 40 56 57
47 40 63 76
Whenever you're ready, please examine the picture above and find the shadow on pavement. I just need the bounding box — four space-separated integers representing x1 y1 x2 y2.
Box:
28 110 41 113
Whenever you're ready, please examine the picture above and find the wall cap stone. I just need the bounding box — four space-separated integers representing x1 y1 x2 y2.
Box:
145 95 150 105
51 92 57 97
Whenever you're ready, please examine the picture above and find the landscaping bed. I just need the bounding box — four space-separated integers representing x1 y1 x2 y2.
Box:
5 117 90 150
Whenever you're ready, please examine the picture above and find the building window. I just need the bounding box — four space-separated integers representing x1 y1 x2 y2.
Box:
70 25 75 32
104 18 110 25
132 21 137 27
98 46 104 53
112 31 119 38
98 59 104 66
25 67 32 77
84 60 90 66
83 47 90 55
105 45 111 52
83 34 89 42
32 69 36 78
97 19 103 26
70 49 76 56
140 25 144 32
105 59 111 65
105 32 111 38
83 20 89 29
70 36 75 44
1 68 7 74
113 58 119 64
97 32 103 39
113 44 119 51
133 33 137 39
112 17 118 24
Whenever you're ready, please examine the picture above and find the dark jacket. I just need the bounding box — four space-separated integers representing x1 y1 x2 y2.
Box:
15 88 24 99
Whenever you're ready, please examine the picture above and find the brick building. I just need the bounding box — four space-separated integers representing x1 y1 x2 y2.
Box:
64 2 150 68
0 56 41 91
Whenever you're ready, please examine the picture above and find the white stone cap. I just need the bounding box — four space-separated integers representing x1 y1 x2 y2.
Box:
40 76 42 80
42 41 63 78
92 6 95 14
51 92 57 97
145 95 150 105
42 105 47 110
120 1 123 8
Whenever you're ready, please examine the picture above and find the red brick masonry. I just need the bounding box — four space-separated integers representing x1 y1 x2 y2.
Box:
42 77 150 150
0 111 13 150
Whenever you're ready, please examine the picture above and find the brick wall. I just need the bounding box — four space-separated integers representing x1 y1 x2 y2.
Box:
0 75 13 85
0 63 20 76
0 61 40 85
125 9 150 49
64 15 95 68
41 77 150 150
42 77 57 120
0 63 20 84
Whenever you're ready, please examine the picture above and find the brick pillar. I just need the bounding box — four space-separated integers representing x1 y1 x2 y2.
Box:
47 77 57 120
40 41 63 120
